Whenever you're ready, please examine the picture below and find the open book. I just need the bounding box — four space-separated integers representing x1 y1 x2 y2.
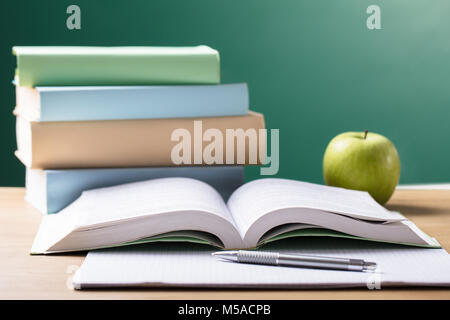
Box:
31 178 440 254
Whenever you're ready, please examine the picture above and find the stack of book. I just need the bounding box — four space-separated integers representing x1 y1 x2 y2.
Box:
12 46 266 214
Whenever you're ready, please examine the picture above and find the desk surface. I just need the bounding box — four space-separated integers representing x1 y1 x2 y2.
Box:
1 187 449 300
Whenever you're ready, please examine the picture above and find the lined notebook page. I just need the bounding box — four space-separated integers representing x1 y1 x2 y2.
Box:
73 238 450 289
227 179 404 235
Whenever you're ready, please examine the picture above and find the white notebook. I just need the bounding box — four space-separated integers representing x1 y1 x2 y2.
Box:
73 238 450 289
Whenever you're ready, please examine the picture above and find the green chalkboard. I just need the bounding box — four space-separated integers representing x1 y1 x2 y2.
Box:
1 0 449 186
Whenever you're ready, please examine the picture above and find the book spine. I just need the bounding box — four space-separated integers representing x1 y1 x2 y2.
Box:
38 84 249 121
21 112 266 169
15 48 220 87
36 166 244 214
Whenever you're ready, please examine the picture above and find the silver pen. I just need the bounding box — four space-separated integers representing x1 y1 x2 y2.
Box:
212 250 377 272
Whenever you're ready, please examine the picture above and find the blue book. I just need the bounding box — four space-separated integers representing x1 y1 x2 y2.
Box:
15 83 248 121
26 166 244 214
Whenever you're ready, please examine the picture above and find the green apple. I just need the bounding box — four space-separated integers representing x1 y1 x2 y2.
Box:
323 131 400 205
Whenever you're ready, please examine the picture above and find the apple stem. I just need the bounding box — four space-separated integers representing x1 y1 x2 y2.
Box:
364 130 368 139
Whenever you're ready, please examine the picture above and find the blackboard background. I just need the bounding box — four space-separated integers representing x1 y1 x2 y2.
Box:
1 0 449 186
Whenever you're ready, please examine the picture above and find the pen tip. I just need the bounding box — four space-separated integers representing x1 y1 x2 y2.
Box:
363 261 378 271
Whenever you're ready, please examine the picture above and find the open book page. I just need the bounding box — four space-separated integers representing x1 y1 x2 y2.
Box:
32 178 244 253
64 177 235 229
259 226 439 248
227 178 405 240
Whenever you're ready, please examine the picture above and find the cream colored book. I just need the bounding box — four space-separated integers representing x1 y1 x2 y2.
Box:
31 178 440 254
15 111 265 169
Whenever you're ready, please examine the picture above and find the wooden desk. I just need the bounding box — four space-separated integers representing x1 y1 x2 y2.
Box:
1 187 449 300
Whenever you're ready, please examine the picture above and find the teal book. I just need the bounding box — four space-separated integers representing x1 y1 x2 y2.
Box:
13 46 220 87
26 166 244 214
16 83 248 121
